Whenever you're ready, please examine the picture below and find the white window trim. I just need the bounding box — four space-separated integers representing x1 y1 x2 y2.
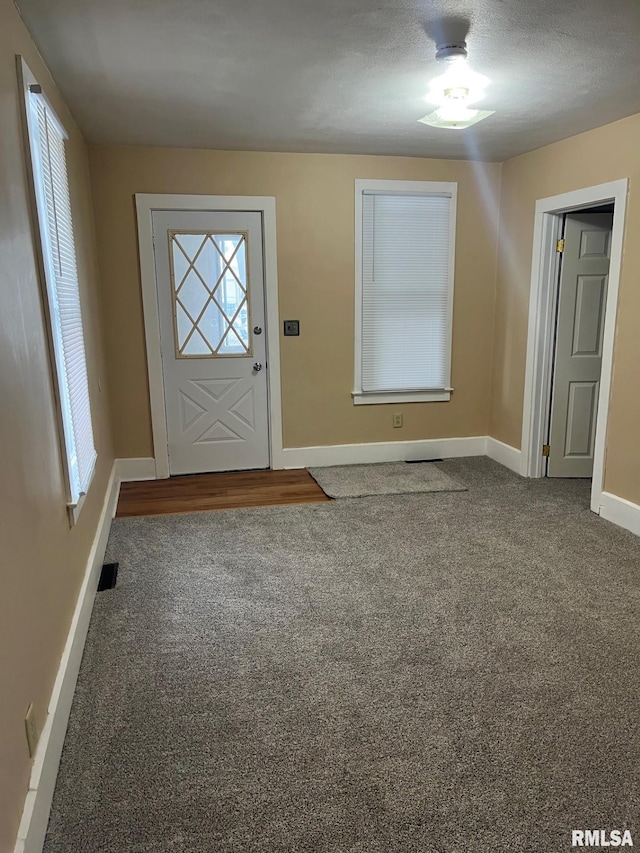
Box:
17 56 96 524
353 179 457 405
352 389 453 405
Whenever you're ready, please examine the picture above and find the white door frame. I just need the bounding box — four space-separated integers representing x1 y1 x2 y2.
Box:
520 179 628 513
136 194 284 477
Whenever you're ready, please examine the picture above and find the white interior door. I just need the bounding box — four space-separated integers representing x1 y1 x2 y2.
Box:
547 212 612 478
152 210 269 475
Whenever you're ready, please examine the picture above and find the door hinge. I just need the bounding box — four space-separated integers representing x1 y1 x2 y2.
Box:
542 444 550 457
556 238 565 253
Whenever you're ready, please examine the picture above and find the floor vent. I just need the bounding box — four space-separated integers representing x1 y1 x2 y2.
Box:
98 562 119 592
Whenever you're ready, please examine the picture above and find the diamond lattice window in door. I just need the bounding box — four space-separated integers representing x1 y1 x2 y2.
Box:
169 231 251 357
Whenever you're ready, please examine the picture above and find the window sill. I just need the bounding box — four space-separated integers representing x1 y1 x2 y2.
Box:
66 457 97 527
352 389 452 405
67 492 88 527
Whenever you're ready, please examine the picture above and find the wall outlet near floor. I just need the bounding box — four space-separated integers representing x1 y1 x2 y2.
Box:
25 703 39 758
393 413 403 428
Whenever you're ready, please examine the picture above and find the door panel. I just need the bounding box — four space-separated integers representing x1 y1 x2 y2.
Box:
152 210 269 475
547 213 612 477
564 381 598 457
579 228 610 258
572 276 606 356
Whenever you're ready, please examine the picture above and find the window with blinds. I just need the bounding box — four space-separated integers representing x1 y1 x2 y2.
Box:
354 180 457 404
22 63 97 516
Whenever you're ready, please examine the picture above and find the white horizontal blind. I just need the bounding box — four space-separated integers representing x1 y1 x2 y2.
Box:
30 92 96 506
361 191 453 392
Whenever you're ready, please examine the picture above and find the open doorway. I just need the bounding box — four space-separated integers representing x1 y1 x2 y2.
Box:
546 206 614 478
520 179 627 514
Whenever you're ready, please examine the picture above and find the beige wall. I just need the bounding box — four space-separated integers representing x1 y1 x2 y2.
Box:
491 113 640 504
1 8 638 847
88 146 501 456
0 2 113 849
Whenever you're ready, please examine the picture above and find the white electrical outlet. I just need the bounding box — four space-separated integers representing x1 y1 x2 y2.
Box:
393 413 403 428
25 703 39 758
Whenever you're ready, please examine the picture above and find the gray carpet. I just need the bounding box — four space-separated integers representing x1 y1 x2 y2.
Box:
44 458 640 852
308 461 466 498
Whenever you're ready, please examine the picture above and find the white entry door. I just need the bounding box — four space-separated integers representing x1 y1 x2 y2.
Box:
152 210 270 475
547 212 612 478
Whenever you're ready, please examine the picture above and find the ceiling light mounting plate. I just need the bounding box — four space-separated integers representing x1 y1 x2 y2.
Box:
435 42 468 62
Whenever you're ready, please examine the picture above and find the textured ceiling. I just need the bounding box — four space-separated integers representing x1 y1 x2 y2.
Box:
15 0 640 161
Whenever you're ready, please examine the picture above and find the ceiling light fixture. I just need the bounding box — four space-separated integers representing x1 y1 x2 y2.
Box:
419 41 495 130
434 42 468 62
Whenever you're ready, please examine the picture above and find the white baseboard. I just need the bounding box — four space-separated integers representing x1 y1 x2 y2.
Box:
485 437 522 475
599 492 640 538
280 436 487 469
115 457 156 483
13 461 121 853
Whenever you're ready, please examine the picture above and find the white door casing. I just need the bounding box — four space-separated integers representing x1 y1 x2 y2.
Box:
520 178 628 514
136 195 283 478
547 213 612 477
152 209 269 474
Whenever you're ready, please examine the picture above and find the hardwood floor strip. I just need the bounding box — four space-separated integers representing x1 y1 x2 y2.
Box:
116 469 330 517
